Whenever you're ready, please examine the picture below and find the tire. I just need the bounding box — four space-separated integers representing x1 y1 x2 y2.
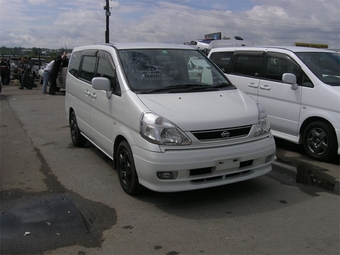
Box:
116 141 143 195
69 111 87 146
302 121 337 161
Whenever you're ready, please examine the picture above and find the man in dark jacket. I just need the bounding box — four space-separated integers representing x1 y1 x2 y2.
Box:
49 52 66 95
0 58 10 86
18 57 32 90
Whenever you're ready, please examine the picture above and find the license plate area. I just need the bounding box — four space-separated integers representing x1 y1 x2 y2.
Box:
215 158 240 171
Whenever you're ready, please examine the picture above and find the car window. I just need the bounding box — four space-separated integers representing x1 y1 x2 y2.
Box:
231 53 262 77
96 51 121 95
264 53 312 87
69 51 82 77
118 49 232 93
296 52 340 86
209 52 234 73
265 54 299 81
79 56 96 82
301 72 313 87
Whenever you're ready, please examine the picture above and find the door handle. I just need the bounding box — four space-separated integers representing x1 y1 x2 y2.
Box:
248 83 258 88
85 89 91 96
260 85 271 91
91 92 97 99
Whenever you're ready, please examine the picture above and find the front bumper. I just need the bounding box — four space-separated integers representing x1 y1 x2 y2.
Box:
132 136 276 192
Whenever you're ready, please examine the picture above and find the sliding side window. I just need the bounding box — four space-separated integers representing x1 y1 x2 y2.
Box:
230 52 264 78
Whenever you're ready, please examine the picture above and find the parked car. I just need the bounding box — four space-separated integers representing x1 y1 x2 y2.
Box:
30 57 46 78
65 43 276 195
208 46 340 161
38 67 44 84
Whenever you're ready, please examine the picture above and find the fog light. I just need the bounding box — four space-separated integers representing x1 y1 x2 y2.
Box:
157 171 178 179
266 154 274 163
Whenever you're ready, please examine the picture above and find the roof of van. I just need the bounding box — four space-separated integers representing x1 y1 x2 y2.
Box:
74 43 195 51
209 45 334 53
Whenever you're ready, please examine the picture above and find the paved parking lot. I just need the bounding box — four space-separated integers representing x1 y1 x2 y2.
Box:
1 82 339 254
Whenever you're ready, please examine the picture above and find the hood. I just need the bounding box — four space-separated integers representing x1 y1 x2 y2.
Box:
137 90 259 131
327 85 340 94
309 83 340 114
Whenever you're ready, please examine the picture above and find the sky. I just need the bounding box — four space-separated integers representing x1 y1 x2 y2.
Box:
0 0 339 50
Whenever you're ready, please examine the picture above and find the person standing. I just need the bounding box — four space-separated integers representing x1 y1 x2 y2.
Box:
17 57 26 89
23 57 32 89
49 52 66 95
42 59 54 94
0 58 10 86
5 58 11 85
28 57 35 88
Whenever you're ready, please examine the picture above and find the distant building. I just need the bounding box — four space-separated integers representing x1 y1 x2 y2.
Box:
294 42 328 48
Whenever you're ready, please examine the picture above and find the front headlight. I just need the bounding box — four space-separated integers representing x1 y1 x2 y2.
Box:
140 112 191 145
255 103 270 136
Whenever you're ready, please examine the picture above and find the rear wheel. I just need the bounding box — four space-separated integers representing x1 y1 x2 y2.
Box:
116 141 143 195
69 111 87 146
302 121 337 161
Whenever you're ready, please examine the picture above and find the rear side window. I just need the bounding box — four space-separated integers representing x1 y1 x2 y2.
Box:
69 51 82 77
230 53 263 77
209 52 233 73
79 56 96 82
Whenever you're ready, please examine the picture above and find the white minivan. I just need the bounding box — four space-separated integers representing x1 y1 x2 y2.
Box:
209 46 340 162
65 43 275 195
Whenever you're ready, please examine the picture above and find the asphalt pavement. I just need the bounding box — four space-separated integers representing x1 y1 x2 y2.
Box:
1 81 339 254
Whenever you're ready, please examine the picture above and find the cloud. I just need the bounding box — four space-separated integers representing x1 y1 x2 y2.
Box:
0 0 339 49
27 0 50 4
8 33 36 45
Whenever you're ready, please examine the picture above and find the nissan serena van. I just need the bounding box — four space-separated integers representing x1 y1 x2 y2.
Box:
65 43 276 195
209 46 340 162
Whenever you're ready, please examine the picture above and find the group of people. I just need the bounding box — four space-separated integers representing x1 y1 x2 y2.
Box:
42 52 67 95
0 52 68 95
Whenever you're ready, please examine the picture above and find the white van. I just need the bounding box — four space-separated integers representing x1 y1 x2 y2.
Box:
65 43 275 195
208 46 340 161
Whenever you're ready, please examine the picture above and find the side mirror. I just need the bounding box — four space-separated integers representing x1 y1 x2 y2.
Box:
282 73 298 90
92 77 112 99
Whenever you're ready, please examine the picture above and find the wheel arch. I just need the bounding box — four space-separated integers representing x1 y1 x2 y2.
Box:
113 135 128 169
299 116 336 144
67 107 75 122
68 107 74 116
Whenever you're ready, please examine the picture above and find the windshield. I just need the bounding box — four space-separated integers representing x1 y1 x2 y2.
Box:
296 52 340 86
118 49 234 93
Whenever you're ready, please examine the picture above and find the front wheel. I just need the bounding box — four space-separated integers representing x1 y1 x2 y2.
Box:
302 121 337 161
116 141 143 195
69 111 87 146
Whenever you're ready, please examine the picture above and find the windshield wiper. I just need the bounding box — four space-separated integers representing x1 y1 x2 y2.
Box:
212 83 232 88
140 84 218 94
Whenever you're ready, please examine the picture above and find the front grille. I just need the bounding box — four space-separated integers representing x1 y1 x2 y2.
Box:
191 170 251 183
191 125 251 141
240 160 253 168
190 167 212 176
